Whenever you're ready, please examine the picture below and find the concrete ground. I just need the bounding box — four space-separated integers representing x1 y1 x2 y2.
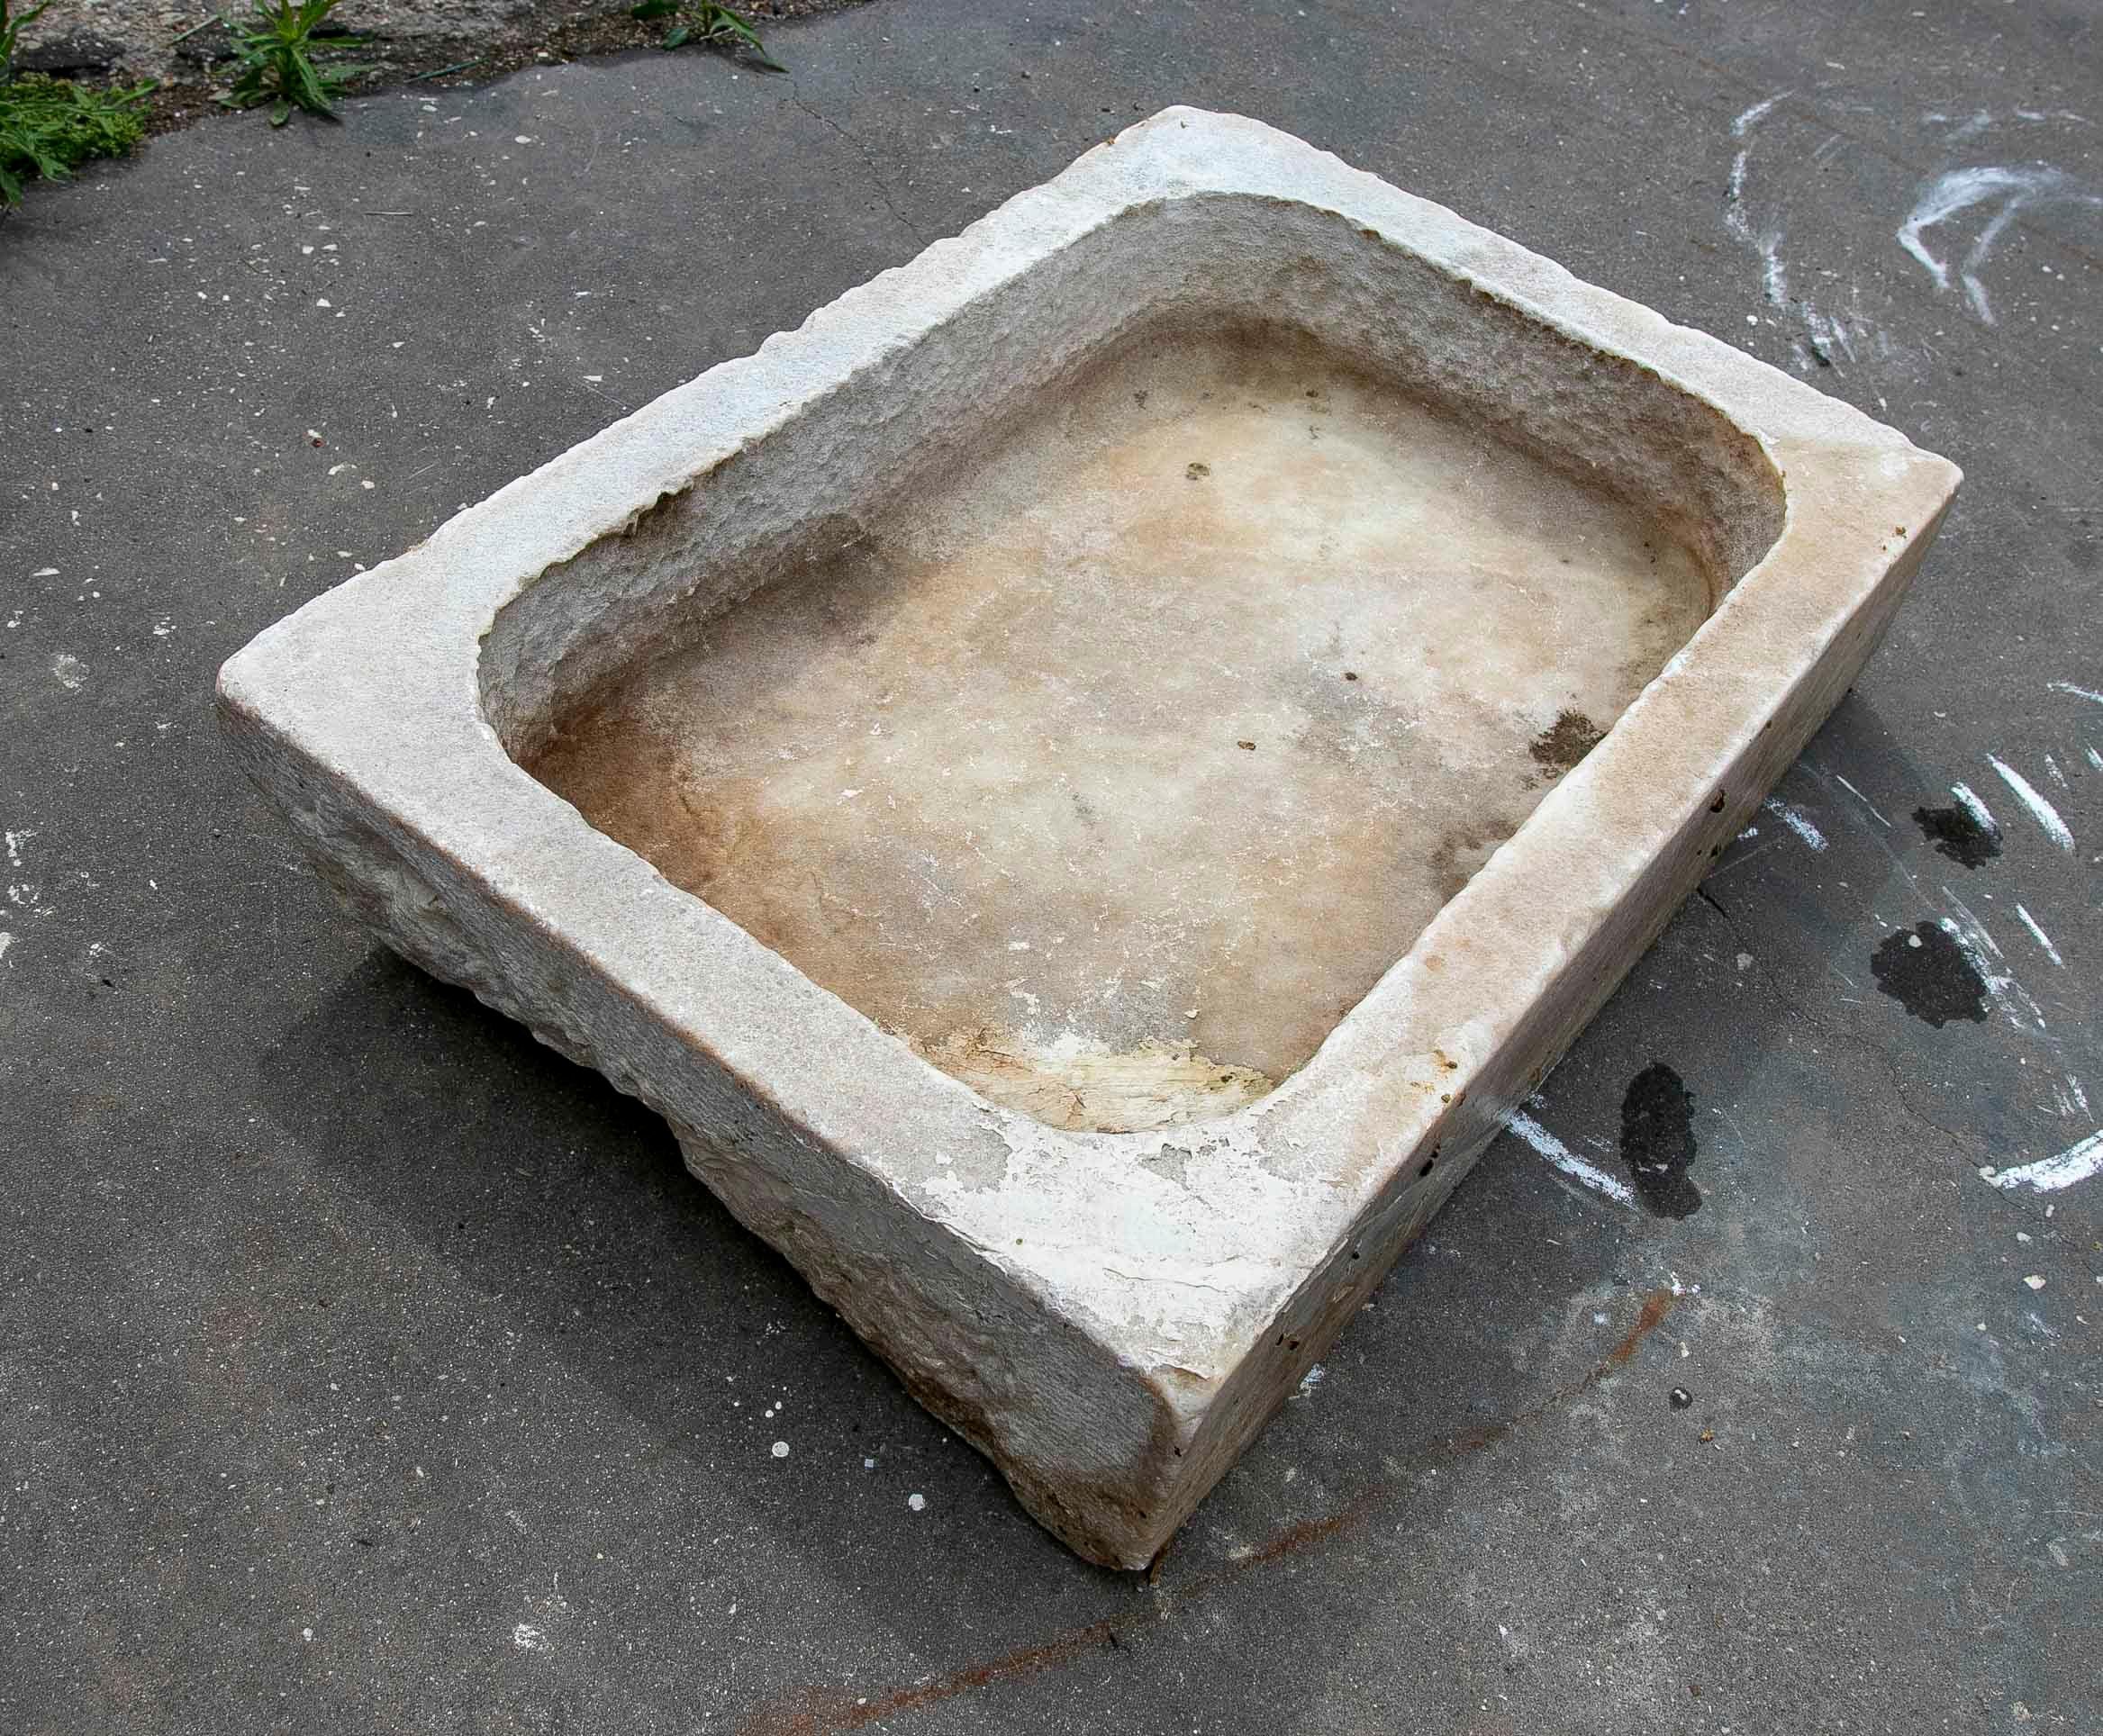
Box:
3 1 2099 1731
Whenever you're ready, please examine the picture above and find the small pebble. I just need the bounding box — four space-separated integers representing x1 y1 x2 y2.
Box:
770 1440 790 1459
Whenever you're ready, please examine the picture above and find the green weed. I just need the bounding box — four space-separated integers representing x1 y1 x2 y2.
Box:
220 0 371 126
630 0 784 70
0 0 151 208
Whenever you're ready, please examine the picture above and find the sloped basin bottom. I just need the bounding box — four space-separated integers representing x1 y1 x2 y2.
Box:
528 321 1716 1132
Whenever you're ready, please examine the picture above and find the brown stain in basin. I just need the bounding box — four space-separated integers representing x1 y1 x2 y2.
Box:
1528 708 1607 776
528 326 1714 1130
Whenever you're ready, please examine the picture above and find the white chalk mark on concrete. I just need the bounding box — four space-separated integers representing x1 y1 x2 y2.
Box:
1733 92 1790 137
1507 1109 1636 1207
1763 796 1828 851
1989 755 2075 852
2016 904 2064 966
1941 889 2047 1035
1833 773 1890 826
1950 782 1999 840
1898 165 2103 323
1726 94 1793 310
1988 1129 2103 1194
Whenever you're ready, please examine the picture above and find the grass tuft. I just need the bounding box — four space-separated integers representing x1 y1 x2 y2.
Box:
630 0 784 70
220 0 371 126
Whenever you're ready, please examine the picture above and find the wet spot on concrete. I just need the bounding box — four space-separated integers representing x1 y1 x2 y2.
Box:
1871 921 1989 1026
1914 802 1999 868
1620 1062 1700 1217
1529 710 1603 776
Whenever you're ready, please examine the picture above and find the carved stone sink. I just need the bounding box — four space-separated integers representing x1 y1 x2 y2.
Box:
219 109 1959 1569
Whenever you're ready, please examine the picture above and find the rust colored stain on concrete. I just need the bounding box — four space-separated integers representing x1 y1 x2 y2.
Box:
736 1289 1679 1735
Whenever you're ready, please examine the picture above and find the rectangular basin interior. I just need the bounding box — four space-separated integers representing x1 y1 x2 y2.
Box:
482 195 1785 1134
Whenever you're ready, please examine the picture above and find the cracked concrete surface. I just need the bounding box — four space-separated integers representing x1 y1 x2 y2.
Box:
1 0 2098 1730
786 83 926 241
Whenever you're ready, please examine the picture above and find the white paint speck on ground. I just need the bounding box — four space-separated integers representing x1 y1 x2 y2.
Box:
1988 1130 2103 1194
1507 1108 1636 1206
770 1440 789 1459
907 1492 927 1512
1988 756 2074 852
50 653 85 690
513 1623 546 1650
1763 797 1827 851
2023 1274 2046 1290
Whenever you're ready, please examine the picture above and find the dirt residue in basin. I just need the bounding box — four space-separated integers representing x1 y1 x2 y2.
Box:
913 1031 1274 1135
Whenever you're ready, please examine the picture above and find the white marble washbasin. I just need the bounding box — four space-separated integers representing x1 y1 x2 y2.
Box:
219 109 1959 1569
